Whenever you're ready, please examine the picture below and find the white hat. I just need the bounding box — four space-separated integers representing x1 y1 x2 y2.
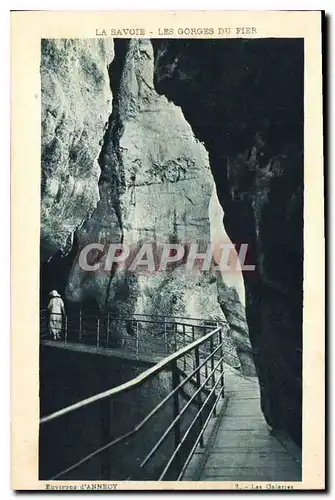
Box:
50 290 60 297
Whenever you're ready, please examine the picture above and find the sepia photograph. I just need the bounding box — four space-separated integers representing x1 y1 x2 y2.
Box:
39 35 303 483
10 10 324 490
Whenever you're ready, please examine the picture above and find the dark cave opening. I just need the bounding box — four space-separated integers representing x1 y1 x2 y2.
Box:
39 233 100 314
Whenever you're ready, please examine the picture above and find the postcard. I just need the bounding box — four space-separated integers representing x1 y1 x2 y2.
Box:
11 10 324 490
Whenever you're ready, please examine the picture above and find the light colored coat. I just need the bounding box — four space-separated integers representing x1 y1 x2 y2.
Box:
47 291 65 339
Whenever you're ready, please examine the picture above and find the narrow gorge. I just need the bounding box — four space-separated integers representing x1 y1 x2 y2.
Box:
40 37 303 447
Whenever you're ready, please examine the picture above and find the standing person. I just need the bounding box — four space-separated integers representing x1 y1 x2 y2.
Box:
47 290 65 340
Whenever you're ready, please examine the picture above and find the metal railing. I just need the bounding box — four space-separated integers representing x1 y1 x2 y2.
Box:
39 323 227 481
40 308 227 360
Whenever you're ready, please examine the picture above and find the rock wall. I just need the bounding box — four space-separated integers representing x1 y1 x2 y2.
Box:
152 38 303 445
40 39 114 260
40 38 255 376
63 39 254 373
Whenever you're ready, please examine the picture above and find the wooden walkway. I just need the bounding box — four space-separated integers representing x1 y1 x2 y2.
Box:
184 365 302 482
42 338 302 482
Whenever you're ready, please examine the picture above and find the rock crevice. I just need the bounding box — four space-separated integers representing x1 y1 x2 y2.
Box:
152 38 303 445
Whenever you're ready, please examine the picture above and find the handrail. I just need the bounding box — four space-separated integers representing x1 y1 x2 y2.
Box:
41 310 249 370
41 311 217 330
41 308 252 374
41 309 218 362
47 341 224 481
176 384 222 480
140 350 224 469
159 370 223 480
40 326 221 425
40 308 226 325
40 318 227 481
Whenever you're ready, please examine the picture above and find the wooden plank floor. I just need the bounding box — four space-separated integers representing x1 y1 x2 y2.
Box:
185 366 302 482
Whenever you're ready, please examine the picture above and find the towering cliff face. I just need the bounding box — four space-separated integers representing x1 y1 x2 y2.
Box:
40 38 256 376
152 38 303 445
66 39 215 310
40 39 114 261
61 39 254 374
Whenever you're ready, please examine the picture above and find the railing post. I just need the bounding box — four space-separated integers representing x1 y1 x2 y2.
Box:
64 315 68 344
164 317 168 355
192 326 196 370
171 360 181 473
183 324 186 371
97 318 100 348
174 323 178 352
204 353 208 381
210 336 217 417
107 313 110 348
219 327 225 398
100 397 111 479
201 327 208 381
136 321 139 359
79 308 82 342
195 346 204 448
